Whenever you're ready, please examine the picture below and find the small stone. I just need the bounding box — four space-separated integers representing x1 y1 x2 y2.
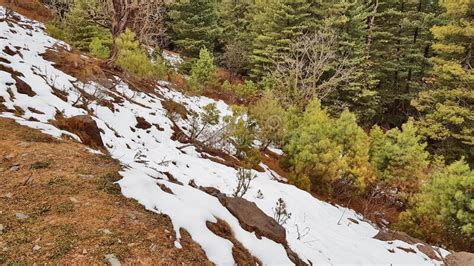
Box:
82 249 88 254
104 254 121 266
9 165 20 172
101 229 112 235
69 197 79 203
2 193 12 199
15 213 29 220
0 224 4 233
127 213 137 220
33 245 41 251
19 142 31 147
4 153 14 160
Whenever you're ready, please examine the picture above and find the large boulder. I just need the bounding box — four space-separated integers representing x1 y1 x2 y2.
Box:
445 252 474 266
218 196 286 245
54 115 104 149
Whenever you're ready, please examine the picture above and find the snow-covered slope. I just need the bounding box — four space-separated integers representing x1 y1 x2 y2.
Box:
0 8 448 264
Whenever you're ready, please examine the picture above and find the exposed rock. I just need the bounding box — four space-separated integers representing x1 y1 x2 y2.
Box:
374 229 441 260
105 253 121 266
219 196 286 245
13 75 36 97
135 116 152 130
9 164 20 172
445 252 474 266
15 213 29 220
54 115 104 149
69 197 79 203
0 224 4 233
33 245 41 251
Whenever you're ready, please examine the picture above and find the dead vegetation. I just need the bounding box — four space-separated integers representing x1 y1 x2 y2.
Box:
0 118 209 264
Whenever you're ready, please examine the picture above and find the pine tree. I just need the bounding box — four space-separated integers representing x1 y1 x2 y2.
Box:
333 109 374 191
398 159 474 249
369 118 430 195
249 0 311 78
189 48 217 91
115 29 156 79
284 99 344 192
412 0 474 165
316 0 379 124
370 0 440 126
168 0 221 57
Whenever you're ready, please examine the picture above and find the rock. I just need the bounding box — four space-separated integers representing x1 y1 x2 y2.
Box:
9 164 20 172
104 254 121 266
54 115 104 149
2 193 13 199
69 197 79 203
100 229 112 235
4 153 14 160
445 252 474 266
82 249 88 254
374 229 441 260
416 244 442 261
15 213 29 220
0 224 4 233
33 245 41 251
135 116 152 130
219 196 286 245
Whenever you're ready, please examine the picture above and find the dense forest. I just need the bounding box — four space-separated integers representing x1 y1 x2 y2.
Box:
36 0 473 251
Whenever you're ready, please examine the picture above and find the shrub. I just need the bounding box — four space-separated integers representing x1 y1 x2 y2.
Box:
397 159 474 249
189 48 216 91
89 37 111 59
284 99 344 193
233 168 256 198
222 80 259 99
115 29 156 79
249 90 287 150
369 118 429 195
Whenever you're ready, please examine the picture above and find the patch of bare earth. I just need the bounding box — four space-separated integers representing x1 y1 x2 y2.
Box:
0 118 210 264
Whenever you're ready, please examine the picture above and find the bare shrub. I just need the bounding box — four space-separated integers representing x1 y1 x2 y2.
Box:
232 168 256 198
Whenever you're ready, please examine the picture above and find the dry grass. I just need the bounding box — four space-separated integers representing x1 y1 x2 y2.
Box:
0 0 52 23
0 118 209 264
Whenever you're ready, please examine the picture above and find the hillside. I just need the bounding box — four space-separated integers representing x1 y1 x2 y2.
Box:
0 6 459 265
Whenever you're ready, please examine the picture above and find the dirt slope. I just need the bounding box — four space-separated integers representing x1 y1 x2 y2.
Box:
0 118 209 264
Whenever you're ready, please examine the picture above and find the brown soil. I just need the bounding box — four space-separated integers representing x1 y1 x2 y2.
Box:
0 0 52 23
0 118 210 264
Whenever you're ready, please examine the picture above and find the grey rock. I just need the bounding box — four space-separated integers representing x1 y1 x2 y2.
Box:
9 165 20 172
33 245 41 251
104 254 121 266
15 213 29 220
0 224 4 233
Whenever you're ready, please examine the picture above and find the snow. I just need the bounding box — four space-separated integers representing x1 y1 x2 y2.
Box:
0 8 449 265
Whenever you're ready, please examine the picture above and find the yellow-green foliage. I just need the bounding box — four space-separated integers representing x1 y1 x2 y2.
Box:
412 0 474 164
369 119 429 194
224 106 261 167
189 48 217 91
285 100 375 193
89 37 111 59
115 29 156 79
222 80 259 99
333 109 374 190
249 90 287 149
398 159 474 248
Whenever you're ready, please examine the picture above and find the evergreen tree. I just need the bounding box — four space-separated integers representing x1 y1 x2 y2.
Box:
398 159 474 249
115 29 156 79
249 0 311 78
189 48 217 91
316 0 379 124
370 0 440 126
168 0 221 57
284 99 344 192
412 0 474 165
369 119 430 196
334 109 374 191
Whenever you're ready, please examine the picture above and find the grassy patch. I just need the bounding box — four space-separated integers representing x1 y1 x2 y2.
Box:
49 225 76 259
30 160 52 170
57 202 75 214
97 172 122 195
47 176 66 186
